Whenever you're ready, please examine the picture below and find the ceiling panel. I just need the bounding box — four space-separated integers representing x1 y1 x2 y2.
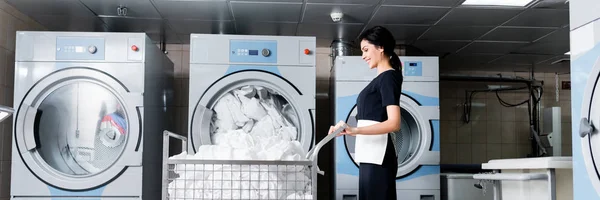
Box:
168 20 236 34
412 40 470 54
515 41 569 55
6 0 95 17
490 54 557 65
480 27 556 41
306 0 378 5
536 55 569 65
505 8 569 27
419 26 493 40
231 2 302 22
441 53 503 64
513 27 569 54
152 0 231 20
31 15 108 32
382 25 430 41
534 27 569 42
371 6 450 25
437 8 522 26
79 0 161 18
303 4 375 24
100 17 167 33
297 23 363 39
383 0 461 6
458 41 528 54
533 0 569 9
236 22 297 35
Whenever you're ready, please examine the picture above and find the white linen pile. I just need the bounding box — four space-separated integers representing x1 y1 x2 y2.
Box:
167 86 314 199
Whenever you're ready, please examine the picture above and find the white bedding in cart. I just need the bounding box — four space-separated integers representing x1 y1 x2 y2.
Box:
168 86 315 199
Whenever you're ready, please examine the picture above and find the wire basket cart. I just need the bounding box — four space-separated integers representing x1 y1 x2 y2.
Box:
161 125 345 200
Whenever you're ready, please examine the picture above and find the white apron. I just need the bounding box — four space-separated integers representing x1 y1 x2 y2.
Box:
354 119 389 165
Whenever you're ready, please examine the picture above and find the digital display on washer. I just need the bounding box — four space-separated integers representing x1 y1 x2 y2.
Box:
249 50 258 55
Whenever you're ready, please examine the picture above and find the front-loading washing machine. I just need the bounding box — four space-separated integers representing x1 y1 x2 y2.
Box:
11 31 174 199
187 34 316 155
332 56 440 200
572 18 600 199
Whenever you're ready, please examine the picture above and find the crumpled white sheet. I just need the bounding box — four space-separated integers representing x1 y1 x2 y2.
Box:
211 86 299 139
167 86 313 199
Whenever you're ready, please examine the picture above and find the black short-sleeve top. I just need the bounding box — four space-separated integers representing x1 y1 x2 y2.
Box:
356 69 403 122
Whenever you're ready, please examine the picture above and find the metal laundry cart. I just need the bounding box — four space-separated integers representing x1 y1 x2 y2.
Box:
161 125 345 200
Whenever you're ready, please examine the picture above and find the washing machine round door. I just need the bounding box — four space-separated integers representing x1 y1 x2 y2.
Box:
14 68 142 191
344 94 432 178
580 58 600 194
190 71 314 154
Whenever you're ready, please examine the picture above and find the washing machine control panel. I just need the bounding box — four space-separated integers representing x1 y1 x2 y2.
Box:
229 40 277 63
56 37 105 60
403 61 423 76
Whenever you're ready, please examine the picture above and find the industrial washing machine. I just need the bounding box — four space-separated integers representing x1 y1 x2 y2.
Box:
332 56 440 200
572 16 600 200
187 34 316 154
11 32 174 199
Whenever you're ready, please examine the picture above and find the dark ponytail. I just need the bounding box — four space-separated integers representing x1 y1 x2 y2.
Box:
358 26 402 71
389 51 401 71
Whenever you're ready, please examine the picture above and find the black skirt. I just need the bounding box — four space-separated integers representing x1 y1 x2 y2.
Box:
358 134 398 200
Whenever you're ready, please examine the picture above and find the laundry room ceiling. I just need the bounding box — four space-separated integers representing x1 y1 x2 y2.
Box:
5 0 571 72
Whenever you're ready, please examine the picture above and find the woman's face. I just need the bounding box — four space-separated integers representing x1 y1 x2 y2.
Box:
360 39 384 69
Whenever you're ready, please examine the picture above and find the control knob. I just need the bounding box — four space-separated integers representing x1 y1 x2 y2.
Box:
262 48 271 57
88 46 97 54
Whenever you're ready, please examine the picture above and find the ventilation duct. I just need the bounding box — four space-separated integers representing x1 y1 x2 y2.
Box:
331 39 355 66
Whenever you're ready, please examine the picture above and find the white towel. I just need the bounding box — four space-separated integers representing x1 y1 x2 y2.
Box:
354 120 389 165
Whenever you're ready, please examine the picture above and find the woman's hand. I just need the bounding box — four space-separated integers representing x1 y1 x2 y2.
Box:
328 121 359 136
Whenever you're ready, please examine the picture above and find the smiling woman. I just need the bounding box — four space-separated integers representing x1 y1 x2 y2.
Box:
329 25 403 200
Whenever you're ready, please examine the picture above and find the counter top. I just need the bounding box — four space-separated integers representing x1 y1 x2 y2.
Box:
481 156 572 170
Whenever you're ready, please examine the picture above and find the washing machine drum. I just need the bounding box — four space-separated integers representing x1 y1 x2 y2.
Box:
190 71 314 155
14 68 141 190
579 58 600 194
344 95 431 178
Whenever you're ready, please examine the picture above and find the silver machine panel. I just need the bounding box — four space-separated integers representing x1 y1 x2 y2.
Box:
11 31 175 199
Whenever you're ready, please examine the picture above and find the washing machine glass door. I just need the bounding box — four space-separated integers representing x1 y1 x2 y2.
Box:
190 71 314 154
15 68 141 190
344 94 431 178
580 58 600 193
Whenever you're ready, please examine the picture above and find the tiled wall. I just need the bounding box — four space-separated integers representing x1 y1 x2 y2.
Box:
439 71 572 165
0 0 45 198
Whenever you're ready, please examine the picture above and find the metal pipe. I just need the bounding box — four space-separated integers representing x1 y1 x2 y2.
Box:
440 74 541 84
330 39 355 70
548 169 556 200
331 39 354 58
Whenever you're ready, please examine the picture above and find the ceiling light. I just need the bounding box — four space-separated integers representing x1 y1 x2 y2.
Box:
0 105 13 123
462 0 534 6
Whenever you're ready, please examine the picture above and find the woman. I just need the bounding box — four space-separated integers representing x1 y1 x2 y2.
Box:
329 26 403 200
